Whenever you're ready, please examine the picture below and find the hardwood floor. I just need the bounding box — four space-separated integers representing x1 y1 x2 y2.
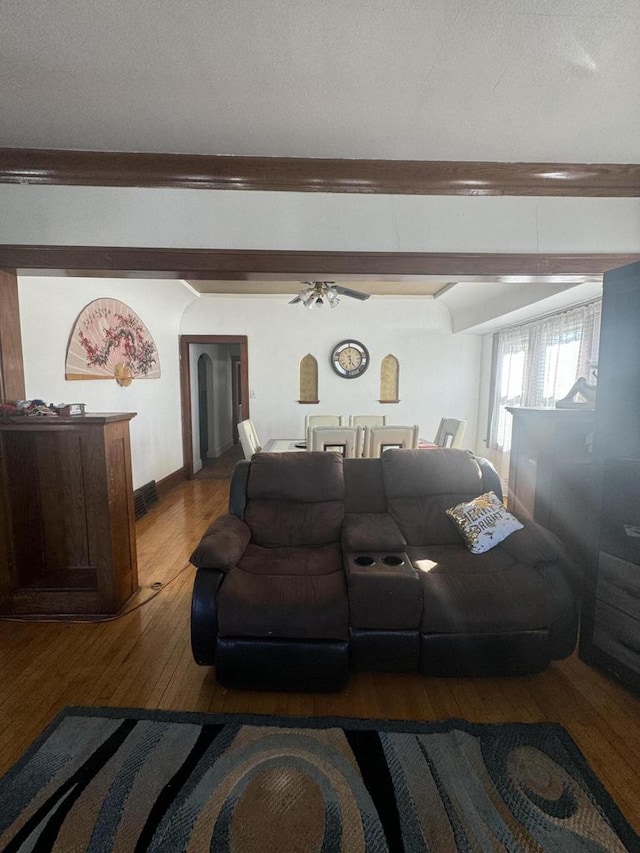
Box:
1 476 639 832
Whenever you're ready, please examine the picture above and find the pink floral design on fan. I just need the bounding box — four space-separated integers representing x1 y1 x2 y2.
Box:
78 313 157 374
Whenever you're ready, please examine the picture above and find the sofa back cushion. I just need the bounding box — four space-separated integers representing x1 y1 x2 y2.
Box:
343 458 387 513
244 452 345 547
382 449 489 545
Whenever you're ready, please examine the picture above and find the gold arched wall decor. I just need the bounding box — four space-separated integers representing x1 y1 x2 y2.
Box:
379 354 399 403
298 354 319 403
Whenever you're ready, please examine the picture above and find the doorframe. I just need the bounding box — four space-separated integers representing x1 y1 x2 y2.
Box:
180 334 249 479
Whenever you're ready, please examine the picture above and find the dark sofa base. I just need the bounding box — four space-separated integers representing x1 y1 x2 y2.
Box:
350 628 419 672
419 630 550 677
215 637 350 692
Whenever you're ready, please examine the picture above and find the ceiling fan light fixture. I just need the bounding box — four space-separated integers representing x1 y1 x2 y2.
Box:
292 280 368 308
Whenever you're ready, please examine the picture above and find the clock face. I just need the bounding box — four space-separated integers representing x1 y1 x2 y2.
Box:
331 339 370 378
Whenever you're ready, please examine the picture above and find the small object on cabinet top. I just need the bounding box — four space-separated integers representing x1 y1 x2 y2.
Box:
56 403 86 417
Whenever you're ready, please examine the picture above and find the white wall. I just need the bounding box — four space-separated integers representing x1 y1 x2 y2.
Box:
1 185 639 253
180 295 483 449
18 276 195 489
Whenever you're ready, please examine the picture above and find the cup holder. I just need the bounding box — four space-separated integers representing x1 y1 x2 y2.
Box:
382 554 405 566
354 555 376 566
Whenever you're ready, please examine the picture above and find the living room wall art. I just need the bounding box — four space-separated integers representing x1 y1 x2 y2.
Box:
65 298 160 386
379 353 399 402
298 353 319 403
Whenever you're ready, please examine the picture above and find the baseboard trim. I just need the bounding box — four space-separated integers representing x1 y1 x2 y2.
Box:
156 466 187 497
211 438 235 458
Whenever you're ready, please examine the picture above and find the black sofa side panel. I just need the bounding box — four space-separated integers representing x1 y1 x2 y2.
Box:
229 459 251 518
191 568 225 666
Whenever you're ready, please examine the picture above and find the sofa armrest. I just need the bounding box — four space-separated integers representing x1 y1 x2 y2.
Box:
342 512 407 552
499 519 564 566
190 514 251 570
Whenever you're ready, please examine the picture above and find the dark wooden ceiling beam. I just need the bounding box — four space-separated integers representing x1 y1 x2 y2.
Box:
1 245 638 279
1 148 639 196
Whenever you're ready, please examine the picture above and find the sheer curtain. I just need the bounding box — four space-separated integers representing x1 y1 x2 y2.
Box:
488 300 601 478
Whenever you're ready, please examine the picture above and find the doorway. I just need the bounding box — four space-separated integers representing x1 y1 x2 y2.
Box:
180 335 249 478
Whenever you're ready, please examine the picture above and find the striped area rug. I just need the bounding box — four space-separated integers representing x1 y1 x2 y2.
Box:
0 708 637 852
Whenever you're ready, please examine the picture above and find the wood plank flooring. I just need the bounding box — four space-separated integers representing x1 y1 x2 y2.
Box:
1 475 639 833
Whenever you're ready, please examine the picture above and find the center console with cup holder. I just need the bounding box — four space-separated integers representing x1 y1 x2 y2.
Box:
345 550 422 671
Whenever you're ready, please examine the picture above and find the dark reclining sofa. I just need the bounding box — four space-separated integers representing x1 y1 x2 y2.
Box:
190 449 578 691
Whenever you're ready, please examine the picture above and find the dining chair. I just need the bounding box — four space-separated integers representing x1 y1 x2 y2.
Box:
308 426 364 458
237 418 262 459
348 415 387 428
305 415 345 447
305 415 345 430
433 417 467 449
364 424 420 457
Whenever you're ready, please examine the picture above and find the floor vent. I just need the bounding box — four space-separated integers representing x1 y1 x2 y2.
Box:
133 490 148 520
140 480 159 507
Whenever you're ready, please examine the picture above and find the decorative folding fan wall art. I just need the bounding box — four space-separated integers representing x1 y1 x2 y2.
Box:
65 299 160 386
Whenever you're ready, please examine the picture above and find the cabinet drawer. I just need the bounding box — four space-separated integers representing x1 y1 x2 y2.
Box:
592 600 640 676
596 551 640 620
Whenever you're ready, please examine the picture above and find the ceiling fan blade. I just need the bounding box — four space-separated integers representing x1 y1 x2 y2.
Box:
334 286 371 301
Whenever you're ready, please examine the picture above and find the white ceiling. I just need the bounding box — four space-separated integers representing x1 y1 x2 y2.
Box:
1 0 639 161
1 0 622 326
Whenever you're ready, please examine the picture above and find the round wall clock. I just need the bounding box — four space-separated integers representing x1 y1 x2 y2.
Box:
331 339 370 378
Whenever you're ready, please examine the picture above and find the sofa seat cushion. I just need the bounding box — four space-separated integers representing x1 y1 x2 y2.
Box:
217 551 348 641
237 542 342 576
409 545 550 634
407 543 517 575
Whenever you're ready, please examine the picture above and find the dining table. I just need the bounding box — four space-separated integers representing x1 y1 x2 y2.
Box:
263 438 307 452
263 438 438 452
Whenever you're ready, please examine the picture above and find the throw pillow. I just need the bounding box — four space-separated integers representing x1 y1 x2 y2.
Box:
445 491 523 554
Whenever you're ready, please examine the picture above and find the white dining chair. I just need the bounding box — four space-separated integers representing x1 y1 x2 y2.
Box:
348 415 387 428
309 426 364 458
364 424 420 457
305 415 345 447
305 415 345 430
237 418 262 459
433 418 467 449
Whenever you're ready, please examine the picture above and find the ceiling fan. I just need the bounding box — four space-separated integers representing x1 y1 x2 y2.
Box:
289 281 371 309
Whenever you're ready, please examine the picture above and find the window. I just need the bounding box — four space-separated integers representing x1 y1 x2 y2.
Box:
488 300 601 457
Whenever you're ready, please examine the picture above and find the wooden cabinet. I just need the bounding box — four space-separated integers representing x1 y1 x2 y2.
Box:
580 260 640 692
0 413 138 614
506 407 596 579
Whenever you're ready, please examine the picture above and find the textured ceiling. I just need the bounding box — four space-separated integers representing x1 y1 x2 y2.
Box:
1 0 639 161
